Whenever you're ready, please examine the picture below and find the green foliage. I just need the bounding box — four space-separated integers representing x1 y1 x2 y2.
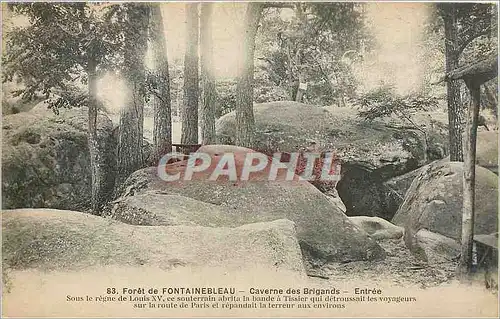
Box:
253 64 289 103
437 3 496 54
44 84 89 114
4 4 84 103
215 79 237 117
2 3 149 113
215 75 288 117
431 2 498 68
255 3 370 106
144 70 159 105
357 85 439 122
422 2 497 108
440 3 497 114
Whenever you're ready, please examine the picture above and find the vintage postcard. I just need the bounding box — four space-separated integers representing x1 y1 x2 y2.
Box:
1 1 498 317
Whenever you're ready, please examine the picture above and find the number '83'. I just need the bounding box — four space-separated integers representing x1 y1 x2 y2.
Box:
107 288 117 294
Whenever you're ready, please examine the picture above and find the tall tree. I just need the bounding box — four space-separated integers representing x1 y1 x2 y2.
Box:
255 3 367 106
116 4 150 185
181 3 199 146
86 19 102 213
437 3 495 162
293 3 307 103
200 2 217 145
235 3 264 148
438 4 464 162
149 4 172 162
2 3 119 213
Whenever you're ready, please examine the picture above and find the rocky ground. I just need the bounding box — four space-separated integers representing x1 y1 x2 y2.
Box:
312 239 459 289
2 101 497 318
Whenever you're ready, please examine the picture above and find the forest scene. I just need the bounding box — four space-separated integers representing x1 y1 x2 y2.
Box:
1 2 498 317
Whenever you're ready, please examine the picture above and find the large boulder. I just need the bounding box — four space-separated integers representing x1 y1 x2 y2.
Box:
392 159 498 255
108 192 241 227
382 166 424 219
111 145 386 264
348 216 403 240
215 102 448 218
410 229 461 264
2 209 306 274
477 131 498 174
383 129 498 217
2 104 116 211
1 82 43 115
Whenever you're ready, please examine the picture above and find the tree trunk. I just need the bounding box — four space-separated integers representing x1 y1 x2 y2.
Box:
294 3 306 103
458 82 480 280
87 58 101 213
235 3 263 148
117 4 150 186
441 4 464 162
181 3 199 146
150 4 172 162
295 71 305 102
200 3 217 145
286 40 295 100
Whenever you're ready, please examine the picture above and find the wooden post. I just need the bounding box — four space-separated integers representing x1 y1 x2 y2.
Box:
441 54 497 280
458 81 481 280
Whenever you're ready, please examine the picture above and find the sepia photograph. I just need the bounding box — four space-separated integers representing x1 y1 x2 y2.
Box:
1 0 499 317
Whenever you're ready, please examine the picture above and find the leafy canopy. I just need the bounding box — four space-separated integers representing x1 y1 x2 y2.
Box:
357 85 438 123
255 2 370 105
2 3 148 112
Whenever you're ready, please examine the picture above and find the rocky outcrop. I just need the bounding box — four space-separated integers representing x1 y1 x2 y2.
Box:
111 145 386 264
1 82 43 115
477 131 498 174
2 209 306 274
2 104 116 211
348 216 404 240
411 229 461 264
107 192 239 227
392 159 498 260
383 130 499 216
215 102 448 218
382 167 424 219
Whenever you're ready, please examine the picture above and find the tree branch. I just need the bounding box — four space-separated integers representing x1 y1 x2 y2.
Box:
55 21 83 38
315 58 335 93
457 27 492 54
257 57 275 65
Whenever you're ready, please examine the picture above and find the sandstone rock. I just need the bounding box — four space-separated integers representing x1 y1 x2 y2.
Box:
1 82 43 115
392 159 498 245
324 188 347 213
383 131 498 219
2 105 115 211
477 131 498 174
107 192 240 227
215 102 448 218
475 232 499 291
2 209 306 274
112 145 386 264
196 144 347 212
348 216 404 240
410 229 460 264
382 167 424 220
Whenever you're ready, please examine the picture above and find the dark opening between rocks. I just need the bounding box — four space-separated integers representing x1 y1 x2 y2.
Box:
337 164 388 219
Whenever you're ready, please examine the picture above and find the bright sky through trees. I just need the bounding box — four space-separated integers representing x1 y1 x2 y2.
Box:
2 2 433 112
